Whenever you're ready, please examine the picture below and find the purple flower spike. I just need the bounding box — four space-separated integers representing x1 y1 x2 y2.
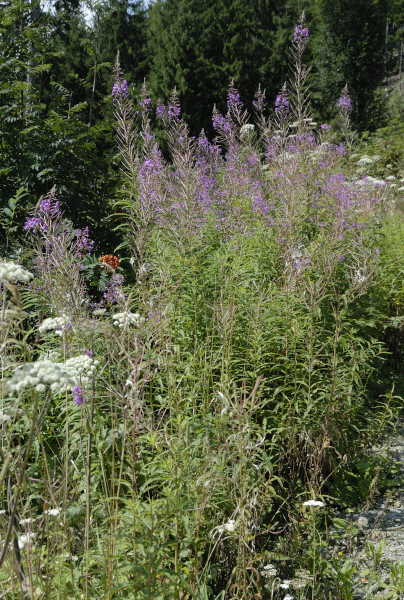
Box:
39 194 61 216
227 87 242 111
140 95 151 111
112 78 129 102
338 85 352 111
76 226 94 258
156 104 166 118
24 217 44 233
253 85 266 112
168 104 181 122
294 25 309 44
338 95 352 110
275 84 289 116
73 385 86 405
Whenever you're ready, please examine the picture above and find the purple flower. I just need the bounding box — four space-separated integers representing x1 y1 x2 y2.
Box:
39 195 60 215
24 217 44 233
168 104 181 122
321 124 332 131
140 95 151 111
333 143 346 156
156 104 166 118
338 87 352 111
212 111 232 133
140 156 163 176
112 79 129 102
76 226 94 258
73 385 86 405
253 85 266 112
294 25 309 44
102 273 125 305
275 88 289 115
227 86 242 110
198 133 209 149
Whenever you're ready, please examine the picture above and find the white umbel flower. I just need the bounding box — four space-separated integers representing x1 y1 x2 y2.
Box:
45 507 61 517
112 311 144 328
240 123 255 140
366 176 386 186
280 580 292 589
0 411 11 425
38 315 70 334
65 354 99 387
353 269 367 285
7 360 77 395
214 518 237 535
261 563 277 577
223 519 236 532
0 260 33 282
357 155 373 166
302 499 324 507
18 532 36 549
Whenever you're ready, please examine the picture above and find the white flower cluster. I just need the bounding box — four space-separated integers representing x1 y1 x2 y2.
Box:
366 176 386 186
240 123 255 140
217 519 236 533
112 311 144 328
357 155 374 166
18 531 36 549
38 315 70 335
20 518 35 525
0 411 11 425
291 568 312 589
65 355 98 386
0 260 33 283
261 563 277 577
302 499 324 507
7 360 77 394
353 269 367 285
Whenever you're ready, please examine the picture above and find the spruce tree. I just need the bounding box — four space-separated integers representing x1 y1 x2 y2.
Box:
311 0 390 130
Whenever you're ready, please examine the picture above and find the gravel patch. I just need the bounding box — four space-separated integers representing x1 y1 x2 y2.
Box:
337 422 404 598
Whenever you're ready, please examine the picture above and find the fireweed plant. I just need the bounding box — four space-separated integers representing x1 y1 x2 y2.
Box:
0 14 403 600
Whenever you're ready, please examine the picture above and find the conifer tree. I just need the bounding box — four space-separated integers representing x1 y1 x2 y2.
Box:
148 0 302 133
311 0 390 129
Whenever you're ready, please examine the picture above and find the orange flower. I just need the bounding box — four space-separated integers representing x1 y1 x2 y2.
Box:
100 255 119 270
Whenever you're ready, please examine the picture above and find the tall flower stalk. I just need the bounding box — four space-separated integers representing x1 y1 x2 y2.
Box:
338 84 354 151
289 12 312 134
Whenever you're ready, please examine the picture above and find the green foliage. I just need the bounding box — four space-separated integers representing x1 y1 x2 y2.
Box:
0 0 120 250
310 0 390 130
147 0 300 134
358 121 404 180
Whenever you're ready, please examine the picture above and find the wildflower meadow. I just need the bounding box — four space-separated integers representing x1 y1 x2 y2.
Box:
1 12 404 600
